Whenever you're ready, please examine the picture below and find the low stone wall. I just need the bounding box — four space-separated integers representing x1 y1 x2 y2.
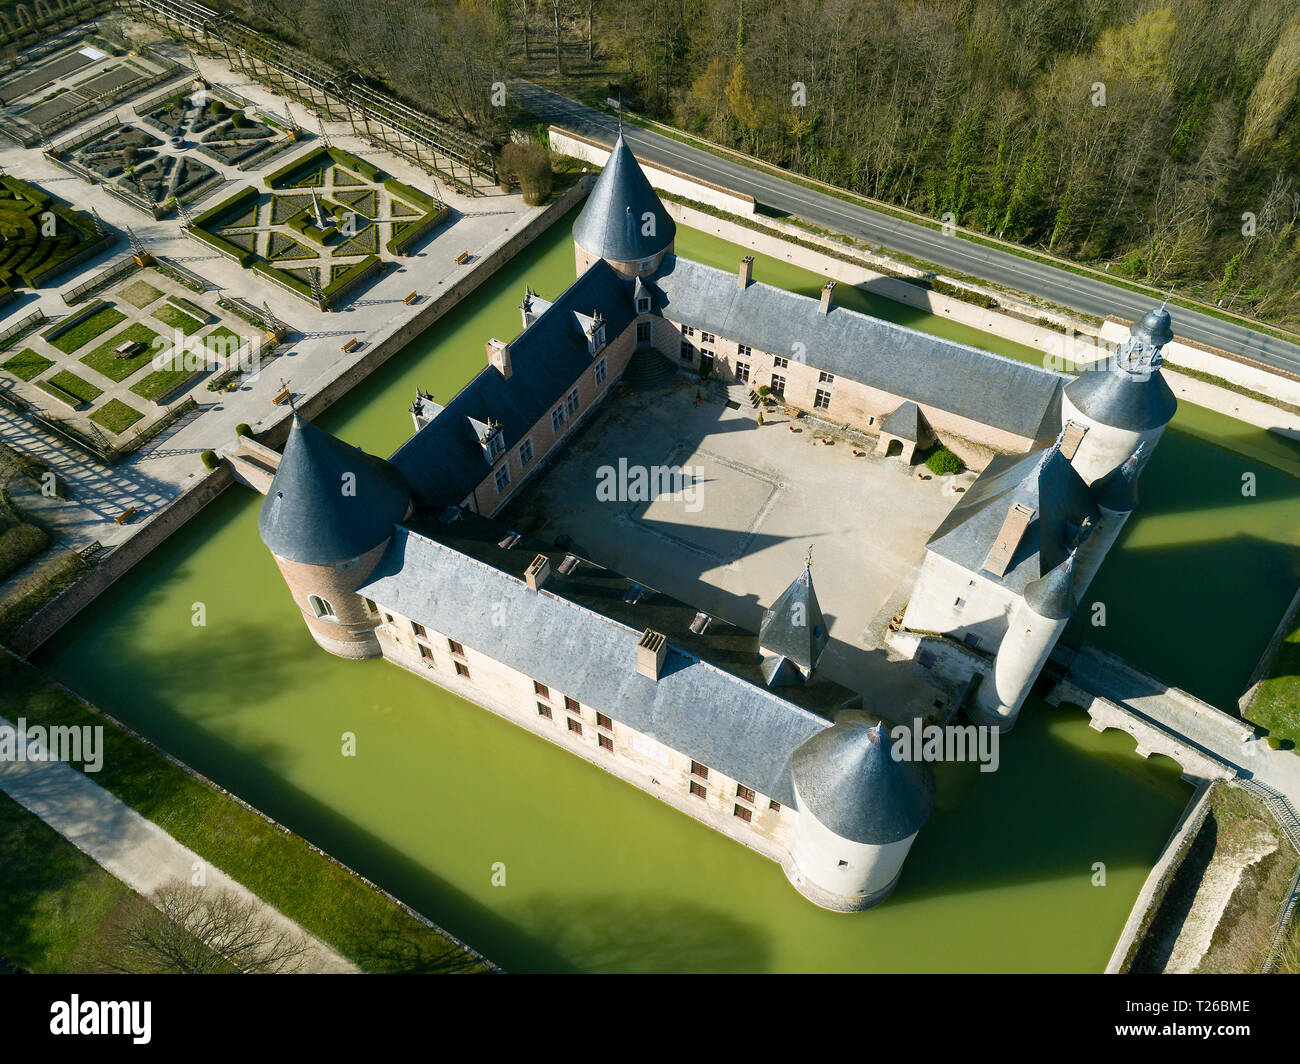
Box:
9 465 234 657
1107 779 1217 973
550 127 757 217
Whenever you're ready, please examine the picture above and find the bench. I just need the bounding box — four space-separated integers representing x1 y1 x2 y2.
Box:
403 291 419 305
273 388 291 406
341 338 360 353
454 251 470 265
114 506 137 526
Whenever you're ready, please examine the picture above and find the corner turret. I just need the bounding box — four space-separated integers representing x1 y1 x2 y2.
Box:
572 131 676 279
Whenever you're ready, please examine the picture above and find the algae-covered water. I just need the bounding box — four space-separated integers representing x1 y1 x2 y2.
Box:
38 208 1295 972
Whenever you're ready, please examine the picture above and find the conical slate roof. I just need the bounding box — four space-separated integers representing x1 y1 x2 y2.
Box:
1023 552 1076 620
573 132 676 264
259 415 411 564
1064 307 1177 432
759 563 828 672
792 716 935 845
1092 444 1144 513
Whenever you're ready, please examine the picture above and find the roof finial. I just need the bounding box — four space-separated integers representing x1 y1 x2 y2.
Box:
1159 284 1174 311
805 543 814 569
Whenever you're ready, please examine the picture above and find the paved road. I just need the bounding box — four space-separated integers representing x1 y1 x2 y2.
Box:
515 81 1300 377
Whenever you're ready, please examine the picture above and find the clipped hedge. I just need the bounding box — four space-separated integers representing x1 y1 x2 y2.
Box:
192 185 260 231
385 204 449 256
186 226 257 268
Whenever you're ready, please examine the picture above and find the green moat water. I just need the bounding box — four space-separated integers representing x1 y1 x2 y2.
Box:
37 209 1297 972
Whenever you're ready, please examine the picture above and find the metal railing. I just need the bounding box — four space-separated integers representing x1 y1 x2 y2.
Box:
1238 778 1300 973
0 309 47 350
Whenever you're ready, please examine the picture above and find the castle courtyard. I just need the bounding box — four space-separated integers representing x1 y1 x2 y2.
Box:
499 379 971 714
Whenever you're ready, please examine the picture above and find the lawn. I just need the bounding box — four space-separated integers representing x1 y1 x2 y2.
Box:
118 278 164 309
37 369 101 407
1 348 53 381
89 398 143 435
49 306 126 354
0 655 489 973
1247 621 1300 748
79 322 164 383
129 364 201 402
203 324 252 359
152 303 205 336
0 790 157 973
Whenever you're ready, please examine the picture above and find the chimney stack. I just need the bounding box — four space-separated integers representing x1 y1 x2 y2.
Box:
524 553 550 591
818 281 836 315
636 628 668 680
486 338 512 380
738 255 754 289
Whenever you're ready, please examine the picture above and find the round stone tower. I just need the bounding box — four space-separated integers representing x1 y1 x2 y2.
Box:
1062 307 1177 485
970 551 1078 732
784 713 935 912
1072 443 1143 593
572 131 676 279
258 414 412 659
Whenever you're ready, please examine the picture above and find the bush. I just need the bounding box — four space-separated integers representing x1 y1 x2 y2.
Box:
757 384 771 397
231 111 249 129
201 450 219 470
1267 736 1283 750
235 423 252 438
500 141 553 206
925 446 963 475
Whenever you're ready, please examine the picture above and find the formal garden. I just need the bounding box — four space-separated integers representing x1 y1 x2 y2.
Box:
188 144 450 309
0 175 112 304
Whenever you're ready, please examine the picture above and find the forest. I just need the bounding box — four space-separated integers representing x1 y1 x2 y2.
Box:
226 0 1300 328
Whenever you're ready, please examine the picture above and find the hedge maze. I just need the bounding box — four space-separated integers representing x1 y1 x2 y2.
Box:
0 175 112 303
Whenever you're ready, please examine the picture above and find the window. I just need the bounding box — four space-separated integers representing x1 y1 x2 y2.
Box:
537 703 552 719
679 340 695 363
689 780 707 799
737 344 751 357
308 595 335 618
596 712 612 730
818 371 835 384
564 696 579 712
419 643 433 660
736 784 756 804
598 734 613 752
772 355 789 369
565 387 580 418
483 430 505 462
735 361 750 384
494 464 510 494
690 760 708 779
770 373 786 396
769 799 781 812
518 437 534 466
837 859 849 869
954 597 967 609
412 621 426 638
593 357 607 387
534 680 550 699
567 718 583 735
814 389 831 410
636 321 651 344
551 406 566 434
682 325 695 337
364 598 377 615
455 661 470 678
448 639 465 656
733 804 752 823
701 331 715 344
636 295 651 313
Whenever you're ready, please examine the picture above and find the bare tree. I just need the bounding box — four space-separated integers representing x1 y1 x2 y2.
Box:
100 880 309 975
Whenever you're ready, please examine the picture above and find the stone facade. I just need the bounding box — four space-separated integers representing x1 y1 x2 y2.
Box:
272 538 392 659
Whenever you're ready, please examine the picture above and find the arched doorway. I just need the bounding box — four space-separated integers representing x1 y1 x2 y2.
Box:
885 438 904 458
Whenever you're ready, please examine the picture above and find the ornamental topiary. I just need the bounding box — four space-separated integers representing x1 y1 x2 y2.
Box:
201 450 219 470
925 446 963 475
235 423 252 437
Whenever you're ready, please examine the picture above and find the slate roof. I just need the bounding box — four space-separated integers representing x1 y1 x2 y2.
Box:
357 510 865 806
880 400 924 443
925 444 1100 595
1064 362 1177 432
258 415 411 565
1093 445 1144 513
572 132 676 264
1023 552 1077 620
389 259 636 508
648 255 1066 440
759 564 829 677
792 716 935 844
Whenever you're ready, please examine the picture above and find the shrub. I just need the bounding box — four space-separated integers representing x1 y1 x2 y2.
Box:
235 423 252 438
231 111 249 129
925 446 963 475
757 384 771 397
1267 736 1283 750
500 141 553 206
201 450 219 470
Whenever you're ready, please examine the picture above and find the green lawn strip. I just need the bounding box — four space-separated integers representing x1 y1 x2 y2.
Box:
1 348 53 381
118 279 164 309
1247 624 1300 748
0 790 157 973
0 656 489 973
79 322 165 383
49 306 126 354
202 325 252 359
151 303 204 336
88 399 143 435
129 365 201 402
38 370 101 406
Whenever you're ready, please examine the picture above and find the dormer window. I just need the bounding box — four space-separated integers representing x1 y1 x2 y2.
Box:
587 310 607 355
636 293 651 313
474 417 505 463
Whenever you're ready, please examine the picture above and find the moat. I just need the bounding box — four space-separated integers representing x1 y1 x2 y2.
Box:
37 208 1300 972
